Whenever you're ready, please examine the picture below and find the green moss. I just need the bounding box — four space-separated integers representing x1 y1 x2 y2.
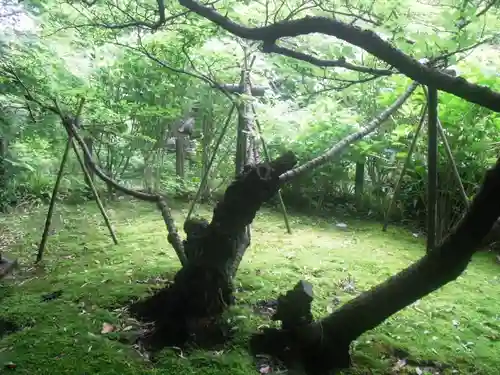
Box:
1 200 499 375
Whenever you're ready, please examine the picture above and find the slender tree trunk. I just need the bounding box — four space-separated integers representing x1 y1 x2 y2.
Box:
0 137 7 191
427 87 439 252
106 147 115 199
231 67 256 277
83 136 94 182
176 135 186 179
354 162 365 210
200 110 212 201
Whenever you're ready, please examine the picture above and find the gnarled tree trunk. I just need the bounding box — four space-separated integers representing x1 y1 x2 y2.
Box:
129 152 297 350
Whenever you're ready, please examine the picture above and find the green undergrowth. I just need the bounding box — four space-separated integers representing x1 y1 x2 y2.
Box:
1 199 499 375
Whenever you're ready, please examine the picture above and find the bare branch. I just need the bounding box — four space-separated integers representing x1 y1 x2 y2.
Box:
262 41 393 76
279 81 419 182
178 0 500 112
458 0 499 30
112 38 237 105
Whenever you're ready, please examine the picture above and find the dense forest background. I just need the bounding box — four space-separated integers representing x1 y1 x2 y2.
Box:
1 0 499 237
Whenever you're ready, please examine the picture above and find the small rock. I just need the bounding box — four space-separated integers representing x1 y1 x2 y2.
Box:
336 223 348 230
101 322 115 334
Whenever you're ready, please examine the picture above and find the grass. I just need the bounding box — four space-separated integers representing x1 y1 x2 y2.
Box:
1 199 499 375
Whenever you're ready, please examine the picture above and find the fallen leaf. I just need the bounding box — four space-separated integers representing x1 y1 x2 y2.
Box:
4 361 16 369
392 358 407 372
101 322 115 334
259 365 271 374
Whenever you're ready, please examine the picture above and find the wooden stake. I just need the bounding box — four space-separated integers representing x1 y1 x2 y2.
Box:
36 138 71 263
383 103 427 231
70 139 118 245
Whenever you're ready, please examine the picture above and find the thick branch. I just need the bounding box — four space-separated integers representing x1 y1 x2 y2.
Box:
179 0 500 112
279 81 418 182
320 156 500 339
251 156 500 375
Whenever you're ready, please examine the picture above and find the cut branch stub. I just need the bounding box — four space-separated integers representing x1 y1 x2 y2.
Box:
211 151 297 236
272 280 314 330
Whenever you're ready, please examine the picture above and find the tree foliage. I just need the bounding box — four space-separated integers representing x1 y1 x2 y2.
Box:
0 0 497 229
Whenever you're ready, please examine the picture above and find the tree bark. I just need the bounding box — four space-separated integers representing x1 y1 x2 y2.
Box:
427 87 438 252
250 156 500 375
354 162 364 210
231 66 260 277
83 136 94 182
129 152 298 351
0 137 7 191
176 135 186 178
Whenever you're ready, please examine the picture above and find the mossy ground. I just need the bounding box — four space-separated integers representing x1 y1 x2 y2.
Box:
0 199 499 375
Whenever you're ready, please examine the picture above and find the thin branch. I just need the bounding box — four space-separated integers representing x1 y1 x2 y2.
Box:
458 0 499 30
84 0 167 30
112 38 237 105
5 69 188 265
431 34 498 65
261 41 393 76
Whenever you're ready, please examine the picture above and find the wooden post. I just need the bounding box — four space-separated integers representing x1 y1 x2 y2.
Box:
383 104 427 231
36 138 72 263
354 162 365 210
70 139 118 245
176 135 186 178
427 87 438 252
